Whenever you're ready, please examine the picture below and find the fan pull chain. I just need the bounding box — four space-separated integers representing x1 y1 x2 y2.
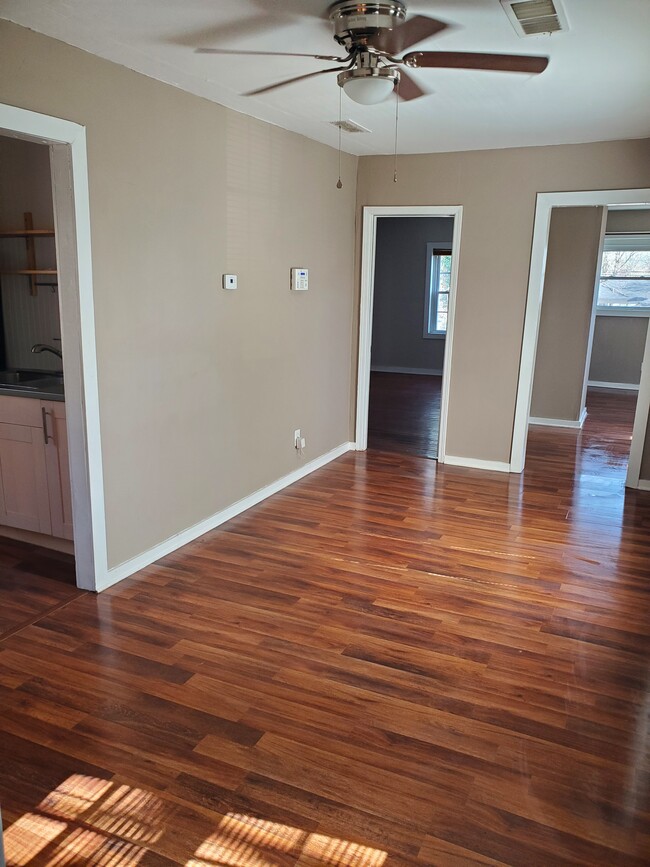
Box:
337 86 343 189
393 75 400 183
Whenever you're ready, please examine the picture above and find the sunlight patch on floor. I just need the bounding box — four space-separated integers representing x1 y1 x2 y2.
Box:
3 813 68 866
38 774 113 821
4 775 388 866
187 812 387 866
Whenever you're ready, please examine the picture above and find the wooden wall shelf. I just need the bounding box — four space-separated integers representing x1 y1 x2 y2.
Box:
0 229 55 238
0 269 58 276
0 213 57 295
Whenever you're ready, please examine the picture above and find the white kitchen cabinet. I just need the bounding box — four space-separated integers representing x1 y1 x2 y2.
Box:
0 395 72 540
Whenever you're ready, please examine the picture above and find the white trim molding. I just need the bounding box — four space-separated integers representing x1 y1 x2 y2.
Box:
581 207 608 425
588 380 640 391
529 408 587 429
511 187 650 474
595 308 650 318
626 325 650 489
423 241 453 339
637 480 650 492
444 455 511 473
371 366 443 376
100 441 354 591
0 102 106 592
356 205 463 462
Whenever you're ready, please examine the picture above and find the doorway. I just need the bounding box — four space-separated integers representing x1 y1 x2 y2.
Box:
356 205 463 461
0 133 81 628
512 189 650 491
0 102 107 592
367 216 453 459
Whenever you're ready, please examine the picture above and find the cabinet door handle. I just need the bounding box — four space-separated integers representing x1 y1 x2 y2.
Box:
42 407 52 444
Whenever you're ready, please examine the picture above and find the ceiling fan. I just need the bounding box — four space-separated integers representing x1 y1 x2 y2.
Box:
196 1 549 105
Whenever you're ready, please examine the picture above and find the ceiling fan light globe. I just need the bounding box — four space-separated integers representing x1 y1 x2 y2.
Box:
342 74 396 104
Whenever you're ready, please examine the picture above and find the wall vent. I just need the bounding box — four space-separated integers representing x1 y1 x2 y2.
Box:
329 119 371 133
500 0 569 36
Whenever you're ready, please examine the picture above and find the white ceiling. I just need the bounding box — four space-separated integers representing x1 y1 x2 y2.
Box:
2 0 650 156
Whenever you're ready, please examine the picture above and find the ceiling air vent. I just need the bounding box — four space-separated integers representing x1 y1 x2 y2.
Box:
329 119 371 133
500 0 569 37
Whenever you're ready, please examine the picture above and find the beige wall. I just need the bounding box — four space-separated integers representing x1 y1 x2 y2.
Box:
589 316 648 385
612 208 650 481
531 207 604 421
589 209 650 386
607 208 650 234
0 135 61 371
0 21 358 569
356 140 650 462
2 21 650 571
372 217 453 372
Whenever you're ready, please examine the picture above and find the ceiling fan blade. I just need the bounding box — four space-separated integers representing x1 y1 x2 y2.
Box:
368 15 449 55
403 51 549 74
196 48 346 61
245 66 348 97
398 69 427 101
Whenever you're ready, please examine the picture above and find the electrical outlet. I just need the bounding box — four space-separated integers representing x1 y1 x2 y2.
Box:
294 429 301 448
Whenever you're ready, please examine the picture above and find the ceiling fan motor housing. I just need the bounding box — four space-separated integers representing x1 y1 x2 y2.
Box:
329 1 407 49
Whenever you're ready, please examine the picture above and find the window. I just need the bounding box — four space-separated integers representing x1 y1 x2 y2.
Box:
424 248 452 337
597 234 650 314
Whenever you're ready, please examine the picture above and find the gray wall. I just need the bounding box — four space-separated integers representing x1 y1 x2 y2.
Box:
607 208 650 234
588 207 650 385
0 136 61 372
371 217 453 372
531 207 605 422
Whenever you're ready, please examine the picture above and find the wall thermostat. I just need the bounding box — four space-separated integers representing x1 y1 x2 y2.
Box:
291 268 309 291
222 274 237 290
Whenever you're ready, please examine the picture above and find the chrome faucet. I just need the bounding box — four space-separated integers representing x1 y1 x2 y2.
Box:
31 343 63 360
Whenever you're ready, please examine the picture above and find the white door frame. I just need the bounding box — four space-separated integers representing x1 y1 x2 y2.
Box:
0 102 107 591
579 206 609 423
510 188 650 474
355 205 463 459
627 324 650 489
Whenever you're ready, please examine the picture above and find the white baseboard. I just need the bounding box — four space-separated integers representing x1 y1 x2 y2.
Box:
636 480 650 491
371 366 443 376
443 455 511 473
588 380 640 391
99 441 354 592
529 408 587 429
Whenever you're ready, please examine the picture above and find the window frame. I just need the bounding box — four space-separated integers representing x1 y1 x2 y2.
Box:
596 232 650 317
423 244 452 339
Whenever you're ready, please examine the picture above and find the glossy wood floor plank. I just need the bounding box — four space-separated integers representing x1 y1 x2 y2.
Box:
0 538 79 640
0 387 649 865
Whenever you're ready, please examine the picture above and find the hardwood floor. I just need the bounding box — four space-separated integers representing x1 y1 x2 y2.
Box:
368 373 441 459
0 538 79 640
1 389 649 865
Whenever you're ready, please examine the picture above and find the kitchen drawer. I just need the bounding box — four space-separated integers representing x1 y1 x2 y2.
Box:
0 394 42 427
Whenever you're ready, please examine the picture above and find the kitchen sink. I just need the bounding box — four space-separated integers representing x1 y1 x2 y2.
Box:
0 370 64 394
0 371 44 385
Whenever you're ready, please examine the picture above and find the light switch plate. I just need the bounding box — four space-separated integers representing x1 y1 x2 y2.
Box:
223 274 237 290
291 268 309 291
